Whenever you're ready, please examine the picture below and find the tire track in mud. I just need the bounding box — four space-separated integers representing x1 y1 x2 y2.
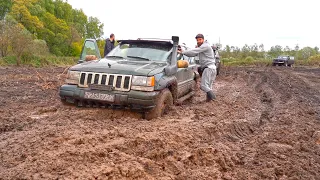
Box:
252 69 277 127
222 67 302 142
238 67 320 180
222 68 278 142
186 68 286 177
244 68 298 126
273 68 320 120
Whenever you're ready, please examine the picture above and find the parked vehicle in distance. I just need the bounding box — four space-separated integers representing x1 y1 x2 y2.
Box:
272 55 295 67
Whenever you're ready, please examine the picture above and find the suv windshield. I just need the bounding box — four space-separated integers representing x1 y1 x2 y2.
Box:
278 56 289 59
107 41 172 61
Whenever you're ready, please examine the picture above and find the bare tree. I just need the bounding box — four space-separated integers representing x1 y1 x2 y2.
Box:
259 44 265 52
0 20 11 57
11 25 33 66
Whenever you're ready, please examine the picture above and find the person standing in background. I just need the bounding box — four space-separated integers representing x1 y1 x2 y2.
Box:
104 33 115 57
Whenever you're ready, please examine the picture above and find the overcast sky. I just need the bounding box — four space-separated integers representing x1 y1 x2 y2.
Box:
67 0 319 50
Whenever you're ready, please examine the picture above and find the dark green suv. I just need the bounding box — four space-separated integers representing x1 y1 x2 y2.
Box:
59 36 199 119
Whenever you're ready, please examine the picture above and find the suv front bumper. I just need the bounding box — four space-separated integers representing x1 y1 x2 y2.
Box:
59 84 159 110
273 60 285 64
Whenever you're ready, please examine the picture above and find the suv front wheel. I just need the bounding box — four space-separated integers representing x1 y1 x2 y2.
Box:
144 88 173 120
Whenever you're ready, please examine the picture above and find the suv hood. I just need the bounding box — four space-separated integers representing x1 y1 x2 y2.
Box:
69 58 167 76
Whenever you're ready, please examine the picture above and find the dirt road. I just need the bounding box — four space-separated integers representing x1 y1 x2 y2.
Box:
0 66 319 179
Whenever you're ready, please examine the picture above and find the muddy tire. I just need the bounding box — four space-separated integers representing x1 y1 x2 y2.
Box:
144 88 173 120
60 98 74 107
191 80 198 93
189 80 198 101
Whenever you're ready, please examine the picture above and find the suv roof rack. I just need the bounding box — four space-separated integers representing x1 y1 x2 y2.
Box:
137 38 173 43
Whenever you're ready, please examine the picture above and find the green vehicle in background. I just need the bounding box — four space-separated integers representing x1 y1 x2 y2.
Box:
59 36 199 120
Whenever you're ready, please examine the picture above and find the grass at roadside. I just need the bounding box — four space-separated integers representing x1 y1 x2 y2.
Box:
295 58 320 67
222 56 320 67
0 55 78 67
222 57 273 67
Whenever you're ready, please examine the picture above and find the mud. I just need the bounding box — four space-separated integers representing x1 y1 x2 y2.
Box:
0 66 320 179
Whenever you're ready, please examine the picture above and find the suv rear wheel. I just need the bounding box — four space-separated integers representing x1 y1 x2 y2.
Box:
188 79 198 101
144 88 173 120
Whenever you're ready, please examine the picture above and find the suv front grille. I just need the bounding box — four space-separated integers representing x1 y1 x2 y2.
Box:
79 72 132 91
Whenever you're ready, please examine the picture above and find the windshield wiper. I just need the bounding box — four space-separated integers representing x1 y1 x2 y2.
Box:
127 56 150 61
106 55 124 59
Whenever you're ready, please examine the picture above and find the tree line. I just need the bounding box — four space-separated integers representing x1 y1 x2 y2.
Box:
218 43 319 61
0 0 104 65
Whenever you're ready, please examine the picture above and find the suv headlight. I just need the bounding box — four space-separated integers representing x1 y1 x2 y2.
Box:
131 76 155 91
65 70 80 84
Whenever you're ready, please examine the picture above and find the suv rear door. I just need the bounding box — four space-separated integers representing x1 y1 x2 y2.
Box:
289 56 295 65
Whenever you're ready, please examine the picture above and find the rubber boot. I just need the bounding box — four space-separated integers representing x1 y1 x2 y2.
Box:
206 91 216 102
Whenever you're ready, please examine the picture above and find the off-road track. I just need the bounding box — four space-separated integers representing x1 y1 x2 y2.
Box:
0 66 319 179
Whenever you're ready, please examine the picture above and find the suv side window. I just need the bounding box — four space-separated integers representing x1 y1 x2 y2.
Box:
181 54 195 64
183 55 189 61
177 53 183 61
188 57 195 64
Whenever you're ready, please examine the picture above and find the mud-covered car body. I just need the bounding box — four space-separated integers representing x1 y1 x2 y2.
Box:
213 46 221 75
59 37 199 119
272 55 294 67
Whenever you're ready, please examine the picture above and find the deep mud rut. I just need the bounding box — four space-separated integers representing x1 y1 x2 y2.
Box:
0 66 319 180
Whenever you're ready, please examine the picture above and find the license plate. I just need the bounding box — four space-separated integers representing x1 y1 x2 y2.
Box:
89 84 114 91
84 92 115 102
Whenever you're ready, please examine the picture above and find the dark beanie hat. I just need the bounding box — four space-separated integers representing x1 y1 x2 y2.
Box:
195 34 204 39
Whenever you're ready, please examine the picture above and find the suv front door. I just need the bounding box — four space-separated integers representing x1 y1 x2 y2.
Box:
176 53 197 98
78 39 101 64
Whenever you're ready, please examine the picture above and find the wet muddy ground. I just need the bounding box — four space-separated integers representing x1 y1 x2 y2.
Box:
0 66 319 179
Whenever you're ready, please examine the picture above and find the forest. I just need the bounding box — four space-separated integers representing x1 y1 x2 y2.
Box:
0 0 104 66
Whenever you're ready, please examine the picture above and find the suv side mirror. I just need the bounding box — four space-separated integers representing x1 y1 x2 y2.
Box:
177 60 189 68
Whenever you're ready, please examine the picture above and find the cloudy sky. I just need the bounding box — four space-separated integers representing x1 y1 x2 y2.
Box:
67 0 319 50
